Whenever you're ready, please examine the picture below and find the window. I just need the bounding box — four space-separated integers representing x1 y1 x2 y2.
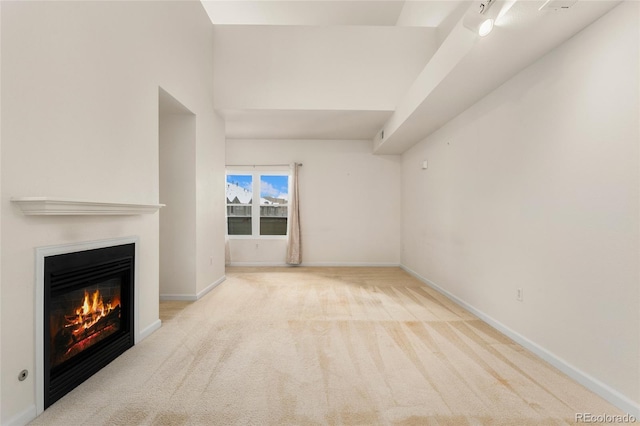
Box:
226 174 253 235
226 171 289 237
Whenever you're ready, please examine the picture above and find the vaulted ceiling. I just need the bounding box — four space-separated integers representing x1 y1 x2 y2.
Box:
202 0 620 153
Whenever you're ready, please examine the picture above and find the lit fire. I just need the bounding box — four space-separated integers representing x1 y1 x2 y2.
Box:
65 290 120 336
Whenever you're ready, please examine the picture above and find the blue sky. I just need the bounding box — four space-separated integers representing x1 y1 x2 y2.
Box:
260 175 288 199
227 174 288 199
227 174 252 192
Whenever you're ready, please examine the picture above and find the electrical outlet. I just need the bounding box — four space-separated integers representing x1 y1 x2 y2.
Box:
209 256 213 265
516 288 523 302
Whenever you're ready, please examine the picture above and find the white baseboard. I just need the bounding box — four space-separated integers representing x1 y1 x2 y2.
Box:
159 293 196 301
137 319 162 343
159 275 226 301
301 262 400 267
196 275 226 299
228 262 401 267
4 404 36 426
400 264 640 418
228 262 289 267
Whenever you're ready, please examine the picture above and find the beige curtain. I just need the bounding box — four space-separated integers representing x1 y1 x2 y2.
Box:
286 163 302 265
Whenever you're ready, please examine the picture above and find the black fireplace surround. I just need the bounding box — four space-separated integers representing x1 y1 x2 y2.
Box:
44 243 135 408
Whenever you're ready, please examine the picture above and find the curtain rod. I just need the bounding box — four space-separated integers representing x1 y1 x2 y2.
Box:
225 163 302 167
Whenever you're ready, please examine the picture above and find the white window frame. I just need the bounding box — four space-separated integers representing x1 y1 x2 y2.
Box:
226 169 291 240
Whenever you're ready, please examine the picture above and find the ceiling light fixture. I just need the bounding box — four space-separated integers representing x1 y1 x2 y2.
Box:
463 0 496 37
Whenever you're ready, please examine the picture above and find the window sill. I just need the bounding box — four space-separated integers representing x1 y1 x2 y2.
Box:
227 235 288 240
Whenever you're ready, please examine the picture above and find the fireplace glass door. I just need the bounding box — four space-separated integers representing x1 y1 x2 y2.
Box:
49 277 124 369
44 243 134 408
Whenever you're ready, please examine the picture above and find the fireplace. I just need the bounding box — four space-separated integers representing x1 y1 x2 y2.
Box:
42 242 135 409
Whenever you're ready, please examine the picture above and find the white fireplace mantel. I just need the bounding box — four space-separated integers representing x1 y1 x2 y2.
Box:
11 197 164 215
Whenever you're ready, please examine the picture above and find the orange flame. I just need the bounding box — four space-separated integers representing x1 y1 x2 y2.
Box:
67 289 119 335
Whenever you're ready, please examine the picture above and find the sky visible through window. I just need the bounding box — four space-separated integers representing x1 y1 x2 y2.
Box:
227 174 252 190
260 175 288 200
227 174 288 200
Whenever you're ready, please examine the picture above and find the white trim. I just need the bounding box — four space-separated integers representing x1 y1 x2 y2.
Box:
196 275 226 299
228 262 401 267
160 276 226 301
226 169 291 238
302 262 401 267
159 293 198 302
227 235 288 240
34 236 140 416
11 197 164 215
400 264 640 418
228 262 289 267
137 319 162 342
4 404 36 426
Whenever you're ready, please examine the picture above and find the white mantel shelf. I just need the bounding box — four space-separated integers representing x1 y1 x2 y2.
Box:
11 197 165 215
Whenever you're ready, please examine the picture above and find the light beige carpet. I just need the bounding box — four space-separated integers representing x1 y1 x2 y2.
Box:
30 267 623 425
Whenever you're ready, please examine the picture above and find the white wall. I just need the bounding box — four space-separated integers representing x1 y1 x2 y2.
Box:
196 112 226 295
213 25 437 111
226 139 401 266
159 103 197 298
0 1 224 424
0 3 3 422
401 2 639 413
